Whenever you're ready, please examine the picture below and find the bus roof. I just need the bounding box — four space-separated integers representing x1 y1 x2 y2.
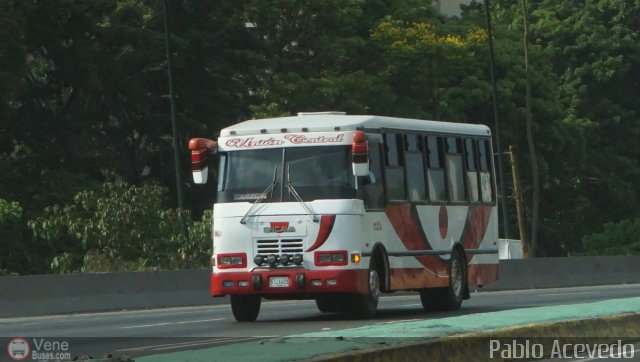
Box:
220 114 491 137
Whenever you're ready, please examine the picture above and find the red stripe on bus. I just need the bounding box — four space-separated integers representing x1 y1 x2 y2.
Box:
460 205 494 267
385 204 448 274
305 215 336 252
385 204 495 282
388 264 499 290
389 268 449 290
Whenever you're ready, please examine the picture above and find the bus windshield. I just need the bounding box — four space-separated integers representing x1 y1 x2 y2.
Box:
217 146 356 203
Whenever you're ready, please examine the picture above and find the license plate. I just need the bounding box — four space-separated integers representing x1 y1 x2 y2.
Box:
269 276 290 288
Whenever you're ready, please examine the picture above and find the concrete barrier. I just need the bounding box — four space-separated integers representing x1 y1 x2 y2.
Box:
2 256 640 318
0 269 217 318
482 256 640 291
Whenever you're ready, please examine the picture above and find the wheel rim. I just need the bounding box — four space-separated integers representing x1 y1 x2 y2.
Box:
451 258 463 298
369 269 380 302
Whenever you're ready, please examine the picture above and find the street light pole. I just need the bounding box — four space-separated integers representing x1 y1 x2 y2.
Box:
484 0 511 240
162 0 187 236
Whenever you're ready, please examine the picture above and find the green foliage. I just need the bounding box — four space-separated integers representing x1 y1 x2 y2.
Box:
0 199 25 274
29 181 211 273
582 218 640 256
370 17 490 119
2 0 640 273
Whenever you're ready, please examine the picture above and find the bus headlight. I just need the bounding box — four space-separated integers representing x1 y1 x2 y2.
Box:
280 254 291 265
217 253 246 269
266 254 278 266
314 251 348 266
292 254 304 265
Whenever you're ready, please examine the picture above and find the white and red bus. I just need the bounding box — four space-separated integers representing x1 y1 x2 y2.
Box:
189 112 499 322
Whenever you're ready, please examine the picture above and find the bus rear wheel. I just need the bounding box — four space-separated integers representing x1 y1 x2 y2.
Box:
230 295 261 322
420 249 465 311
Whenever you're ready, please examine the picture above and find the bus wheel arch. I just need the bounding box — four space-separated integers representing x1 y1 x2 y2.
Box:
350 243 387 318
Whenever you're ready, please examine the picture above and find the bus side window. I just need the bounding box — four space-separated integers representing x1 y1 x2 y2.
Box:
446 137 467 202
383 133 406 201
426 136 447 202
478 139 494 202
404 134 426 202
362 142 384 209
464 139 480 202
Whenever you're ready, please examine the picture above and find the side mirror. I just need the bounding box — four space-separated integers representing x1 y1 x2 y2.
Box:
189 138 218 184
352 131 369 176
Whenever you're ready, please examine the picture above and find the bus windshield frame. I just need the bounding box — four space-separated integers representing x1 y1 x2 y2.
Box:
216 145 357 203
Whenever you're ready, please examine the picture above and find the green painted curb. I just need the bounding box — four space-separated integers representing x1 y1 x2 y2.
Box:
137 297 640 362
305 313 640 362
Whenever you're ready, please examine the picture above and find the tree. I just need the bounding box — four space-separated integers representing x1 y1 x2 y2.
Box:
0 199 24 275
245 0 398 116
28 180 211 273
524 0 640 254
520 0 540 256
370 17 490 119
582 217 640 256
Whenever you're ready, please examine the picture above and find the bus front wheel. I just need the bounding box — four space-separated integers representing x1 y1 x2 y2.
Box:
351 260 381 318
230 295 261 322
316 296 345 313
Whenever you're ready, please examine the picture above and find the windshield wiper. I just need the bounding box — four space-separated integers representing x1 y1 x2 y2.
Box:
286 164 318 222
240 165 278 224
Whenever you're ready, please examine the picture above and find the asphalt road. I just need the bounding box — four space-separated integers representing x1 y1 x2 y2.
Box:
2 283 639 359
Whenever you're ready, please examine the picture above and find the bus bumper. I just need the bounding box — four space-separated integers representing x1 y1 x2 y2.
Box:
211 269 368 297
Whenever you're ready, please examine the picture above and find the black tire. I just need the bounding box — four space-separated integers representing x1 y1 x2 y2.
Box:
230 295 261 322
420 249 466 311
350 259 381 318
316 296 341 313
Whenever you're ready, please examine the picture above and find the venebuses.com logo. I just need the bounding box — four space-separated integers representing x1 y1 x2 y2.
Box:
7 338 30 361
6 337 72 361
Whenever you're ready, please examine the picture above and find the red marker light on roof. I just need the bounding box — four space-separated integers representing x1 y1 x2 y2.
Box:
352 131 369 176
188 138 217 184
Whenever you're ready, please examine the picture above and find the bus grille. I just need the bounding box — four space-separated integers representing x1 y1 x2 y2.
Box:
255 239 304 255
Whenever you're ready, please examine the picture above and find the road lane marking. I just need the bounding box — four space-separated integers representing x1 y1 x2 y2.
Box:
152 338 257 351
120 322 173 329
9 307 230 326
120 318 224 329
374 318 422 325
174 318 225 324
539 291 598 297
115 337 258 352
116 338 228 351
